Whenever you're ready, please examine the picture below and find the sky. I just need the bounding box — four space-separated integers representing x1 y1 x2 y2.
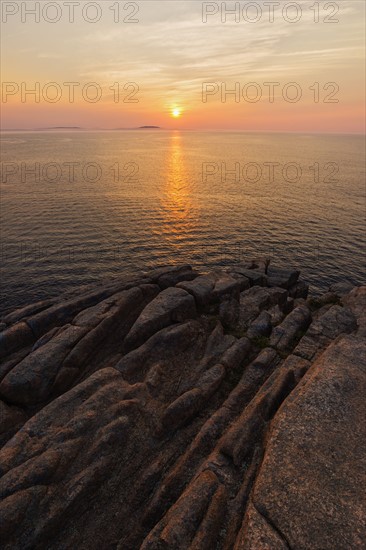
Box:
1 0 365 132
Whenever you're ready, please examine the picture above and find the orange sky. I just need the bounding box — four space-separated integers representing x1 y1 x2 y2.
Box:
1 1 365 133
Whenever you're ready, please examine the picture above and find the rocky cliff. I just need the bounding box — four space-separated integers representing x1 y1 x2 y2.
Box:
0 262 365 549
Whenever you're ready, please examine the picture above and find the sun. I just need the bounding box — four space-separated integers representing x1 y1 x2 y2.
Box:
171 107 182 118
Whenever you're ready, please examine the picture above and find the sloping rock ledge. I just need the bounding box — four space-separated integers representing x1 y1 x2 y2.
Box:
0 261 365 549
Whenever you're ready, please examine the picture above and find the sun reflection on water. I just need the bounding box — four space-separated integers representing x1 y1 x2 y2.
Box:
160 132 195 246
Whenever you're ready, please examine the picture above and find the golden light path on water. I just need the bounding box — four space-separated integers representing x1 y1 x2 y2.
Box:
164 132 192 217
1 130 365 313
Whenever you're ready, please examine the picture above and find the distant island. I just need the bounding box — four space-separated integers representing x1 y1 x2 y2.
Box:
1 126 163 132
35 126 83 131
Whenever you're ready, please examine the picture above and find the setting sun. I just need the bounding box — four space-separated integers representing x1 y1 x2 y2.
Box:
172 108 182 118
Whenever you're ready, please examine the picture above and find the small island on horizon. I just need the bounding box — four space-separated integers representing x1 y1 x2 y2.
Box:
1 126 163 132
138 125 161 129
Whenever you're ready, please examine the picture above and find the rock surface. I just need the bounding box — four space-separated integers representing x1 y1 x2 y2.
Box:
0 262 364 549
245 334 366 550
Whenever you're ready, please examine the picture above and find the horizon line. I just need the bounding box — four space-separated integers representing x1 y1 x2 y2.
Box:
1 127 365 137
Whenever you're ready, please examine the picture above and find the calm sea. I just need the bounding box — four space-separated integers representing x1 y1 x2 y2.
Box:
1 130 365 314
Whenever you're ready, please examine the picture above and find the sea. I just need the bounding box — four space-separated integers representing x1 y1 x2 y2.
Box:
1 130 365 314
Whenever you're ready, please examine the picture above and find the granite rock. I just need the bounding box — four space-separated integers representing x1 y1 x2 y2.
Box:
0 265 364 550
